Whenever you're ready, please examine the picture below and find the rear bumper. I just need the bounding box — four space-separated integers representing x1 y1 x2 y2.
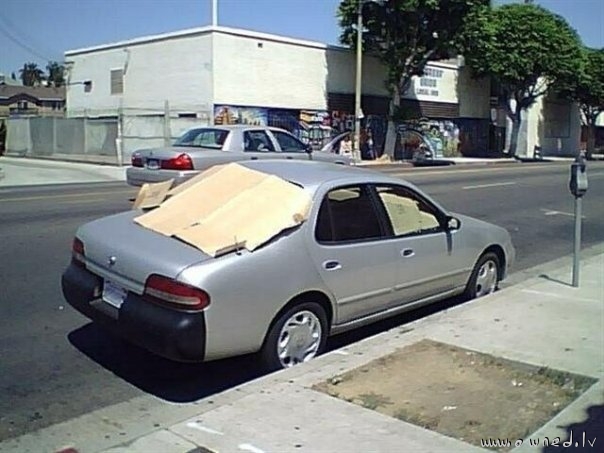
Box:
126 167 199 187
61 262 206 362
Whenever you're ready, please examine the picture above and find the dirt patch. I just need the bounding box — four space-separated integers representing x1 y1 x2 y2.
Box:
314 339 595 451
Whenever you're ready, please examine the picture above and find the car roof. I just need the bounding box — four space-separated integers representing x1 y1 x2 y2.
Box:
187 125 290 132
239 160 408 193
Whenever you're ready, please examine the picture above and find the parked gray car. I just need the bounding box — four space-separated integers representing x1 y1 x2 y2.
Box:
126 125 353 186
62 161 514 370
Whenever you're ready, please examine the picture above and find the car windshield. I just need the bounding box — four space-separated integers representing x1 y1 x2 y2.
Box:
174 128 229 148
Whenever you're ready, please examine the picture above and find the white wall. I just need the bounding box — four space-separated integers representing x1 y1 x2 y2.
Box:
212 32 329 109
506 93 581 157
324 48 389 97
66 33 214 117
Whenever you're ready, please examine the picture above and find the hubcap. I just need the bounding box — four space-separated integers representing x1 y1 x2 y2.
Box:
277 310 322 368
475 259 498 297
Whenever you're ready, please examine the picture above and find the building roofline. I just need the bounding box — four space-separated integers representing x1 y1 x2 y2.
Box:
63 24 459 69
65 25 335 56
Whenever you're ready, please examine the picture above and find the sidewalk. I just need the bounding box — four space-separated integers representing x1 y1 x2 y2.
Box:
2 246 602 453
0 157 127 188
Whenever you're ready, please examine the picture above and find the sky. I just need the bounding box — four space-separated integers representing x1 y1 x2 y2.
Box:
1 0 603 77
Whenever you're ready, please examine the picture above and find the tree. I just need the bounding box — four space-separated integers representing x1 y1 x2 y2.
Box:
338 0 487 157
19 62 45 86
555 48 604 159
10 72 16 80
459 3 583 156
46 61 65 87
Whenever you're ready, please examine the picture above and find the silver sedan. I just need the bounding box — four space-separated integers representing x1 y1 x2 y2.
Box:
62 161 515 370
126 125 353 186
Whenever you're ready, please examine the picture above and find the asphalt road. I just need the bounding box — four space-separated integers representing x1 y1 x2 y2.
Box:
1 162 603 440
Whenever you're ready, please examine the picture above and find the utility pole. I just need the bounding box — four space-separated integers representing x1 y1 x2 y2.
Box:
212 0 218 26
353 0 363 163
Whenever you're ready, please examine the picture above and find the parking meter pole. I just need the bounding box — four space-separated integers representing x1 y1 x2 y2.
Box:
572 196 582 287
569 154 588 287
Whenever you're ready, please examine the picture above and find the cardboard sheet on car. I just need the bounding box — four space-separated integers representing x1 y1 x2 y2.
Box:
134 163 312 256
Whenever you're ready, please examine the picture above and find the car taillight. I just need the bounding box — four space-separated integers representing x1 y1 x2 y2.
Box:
143 274 210 311
131 152 143 167
72 237 86 267
161 153 193 170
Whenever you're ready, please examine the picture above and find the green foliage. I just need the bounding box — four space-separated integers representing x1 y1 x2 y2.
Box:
19 62 45 87
460 3 583 112
555 47 604 125
46 61 66 87
338 0 487 95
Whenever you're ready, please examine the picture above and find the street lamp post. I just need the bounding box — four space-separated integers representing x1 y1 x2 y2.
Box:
353 1 364 163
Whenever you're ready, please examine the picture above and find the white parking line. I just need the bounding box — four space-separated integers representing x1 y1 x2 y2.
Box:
462 182 517 190
239 443 266 453
186 421 224 435
521 289 600 303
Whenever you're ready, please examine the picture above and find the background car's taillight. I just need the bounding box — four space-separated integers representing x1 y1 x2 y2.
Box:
72 237 86 267
131 152 143 167
161 153 193 170
143 274 210 311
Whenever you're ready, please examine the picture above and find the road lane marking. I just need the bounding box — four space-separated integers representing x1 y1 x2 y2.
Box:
541 208 585 218
0 191 134 202
463 182 517 190
379 162 570 177
59 197 122 205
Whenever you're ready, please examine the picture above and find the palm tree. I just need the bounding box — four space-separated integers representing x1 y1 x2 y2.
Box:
46 61 65 87
19 62 45 86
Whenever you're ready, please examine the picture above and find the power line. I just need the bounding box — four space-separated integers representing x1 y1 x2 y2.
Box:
0 15 58 64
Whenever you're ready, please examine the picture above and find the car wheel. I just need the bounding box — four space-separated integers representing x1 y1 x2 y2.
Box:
463 252 500 300
260 302 328 371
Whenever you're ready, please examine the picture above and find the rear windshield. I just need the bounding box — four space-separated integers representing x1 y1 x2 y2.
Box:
174 128 229 148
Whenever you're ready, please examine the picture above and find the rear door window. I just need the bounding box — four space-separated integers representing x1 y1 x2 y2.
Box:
315 185 385 243
243 130 276 152
272 131 307 152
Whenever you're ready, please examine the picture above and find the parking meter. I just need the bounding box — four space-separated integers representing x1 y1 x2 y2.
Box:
569 155 588 198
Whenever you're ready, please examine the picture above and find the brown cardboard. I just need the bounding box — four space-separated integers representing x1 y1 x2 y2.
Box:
134 163 312 257
132 179 174 210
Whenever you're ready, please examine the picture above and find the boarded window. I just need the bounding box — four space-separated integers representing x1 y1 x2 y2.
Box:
110 69 124 95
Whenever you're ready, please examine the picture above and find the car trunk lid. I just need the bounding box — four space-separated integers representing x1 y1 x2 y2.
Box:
76 211 211 293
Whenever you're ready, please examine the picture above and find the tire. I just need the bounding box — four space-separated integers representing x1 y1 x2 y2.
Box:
463 252 501 300
260 302 328 371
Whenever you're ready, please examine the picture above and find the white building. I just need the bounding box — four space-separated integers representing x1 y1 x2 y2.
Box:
64 25 578 160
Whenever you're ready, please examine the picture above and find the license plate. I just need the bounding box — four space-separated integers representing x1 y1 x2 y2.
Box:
146 159 160 170
102 280 127 309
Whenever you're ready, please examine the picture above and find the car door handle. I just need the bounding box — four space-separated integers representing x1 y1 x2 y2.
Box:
401 249 415 258
286 156 293 159
250 156 259 160
323 260 342 271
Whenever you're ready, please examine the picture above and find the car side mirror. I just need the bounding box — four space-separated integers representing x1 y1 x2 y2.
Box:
446 216 461 230
305 143 313 154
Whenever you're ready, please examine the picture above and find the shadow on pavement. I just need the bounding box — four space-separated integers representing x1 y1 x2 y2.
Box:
542 403 603 452
538 274 573 287
68 323 265 403
68 294 470 403
327 294 468 352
